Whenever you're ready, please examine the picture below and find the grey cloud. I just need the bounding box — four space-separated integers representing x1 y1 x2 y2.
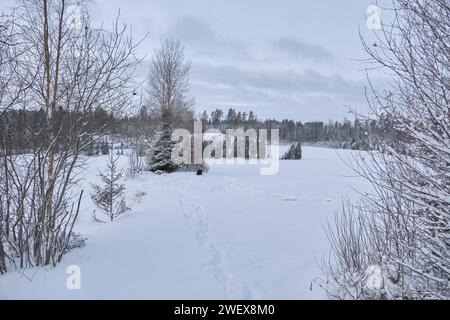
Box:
192 63 359 96
167 16 217 45
166 16 251 61
191 63 367 120
193 79 363 121
271 38 334 61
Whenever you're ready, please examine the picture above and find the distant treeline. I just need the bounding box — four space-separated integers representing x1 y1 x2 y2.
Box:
0 106 404 153
0 107 115 154
197 108 404 150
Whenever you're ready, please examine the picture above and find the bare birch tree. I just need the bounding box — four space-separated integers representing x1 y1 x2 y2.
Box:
146 38 194 127
0 0 142 272
0 11 31 118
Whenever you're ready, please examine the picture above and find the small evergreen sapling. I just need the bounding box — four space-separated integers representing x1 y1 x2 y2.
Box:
91 150 130 222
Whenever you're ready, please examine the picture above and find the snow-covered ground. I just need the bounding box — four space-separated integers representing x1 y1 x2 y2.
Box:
0 146 371 300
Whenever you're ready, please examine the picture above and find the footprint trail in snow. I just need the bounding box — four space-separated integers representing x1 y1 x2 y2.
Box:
178 190 259 299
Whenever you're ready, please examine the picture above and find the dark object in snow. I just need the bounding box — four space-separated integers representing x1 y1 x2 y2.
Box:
196 169 203 176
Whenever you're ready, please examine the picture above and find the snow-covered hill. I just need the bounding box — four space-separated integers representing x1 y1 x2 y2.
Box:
0 147 370 299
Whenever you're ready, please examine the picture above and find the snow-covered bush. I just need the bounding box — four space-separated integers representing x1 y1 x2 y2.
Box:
323 203 406 299
324 0 449 300
281 143 302 160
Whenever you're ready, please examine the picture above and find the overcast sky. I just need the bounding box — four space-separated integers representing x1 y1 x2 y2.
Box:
1 0 390 121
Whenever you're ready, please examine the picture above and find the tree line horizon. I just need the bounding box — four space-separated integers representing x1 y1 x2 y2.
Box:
0 104 402 154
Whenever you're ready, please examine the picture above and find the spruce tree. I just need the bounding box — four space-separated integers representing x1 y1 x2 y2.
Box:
147 107 178 174
91 149 129 222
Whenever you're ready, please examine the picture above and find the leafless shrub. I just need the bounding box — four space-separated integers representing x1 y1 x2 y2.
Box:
324 0 449 299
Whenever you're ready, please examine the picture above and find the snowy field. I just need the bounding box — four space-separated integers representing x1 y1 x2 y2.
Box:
0 147 371 300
